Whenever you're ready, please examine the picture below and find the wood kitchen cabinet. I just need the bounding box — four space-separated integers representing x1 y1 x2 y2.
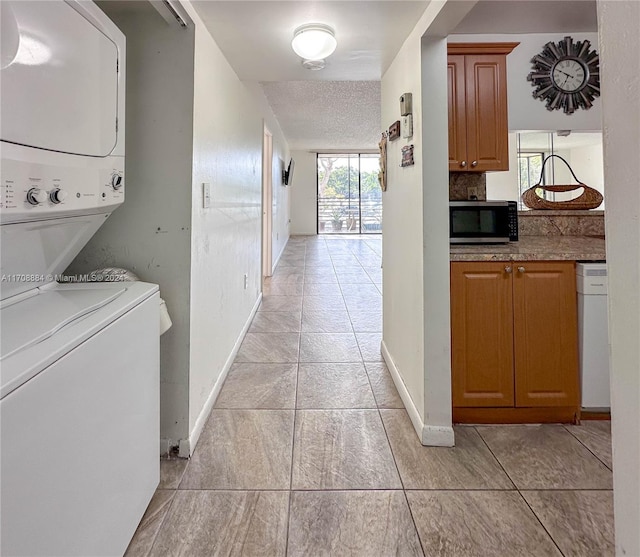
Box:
447 43 518 173
451 261 580 423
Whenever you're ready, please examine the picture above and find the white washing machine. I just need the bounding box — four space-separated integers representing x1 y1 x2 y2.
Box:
1 2 159 556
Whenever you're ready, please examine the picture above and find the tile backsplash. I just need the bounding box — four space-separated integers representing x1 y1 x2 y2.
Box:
449 173 486 200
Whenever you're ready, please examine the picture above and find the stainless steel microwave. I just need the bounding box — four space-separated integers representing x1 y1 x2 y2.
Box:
449 201 518 244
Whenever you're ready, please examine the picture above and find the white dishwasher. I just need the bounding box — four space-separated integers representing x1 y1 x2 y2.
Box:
576 262 610 410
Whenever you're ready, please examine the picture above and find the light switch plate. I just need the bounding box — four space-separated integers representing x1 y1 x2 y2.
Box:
202 182 211 208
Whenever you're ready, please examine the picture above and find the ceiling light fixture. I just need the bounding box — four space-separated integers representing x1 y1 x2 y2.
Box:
302 59 326 71
291 23 337 61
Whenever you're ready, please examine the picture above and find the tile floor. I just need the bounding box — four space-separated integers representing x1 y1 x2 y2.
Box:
126 235 615 557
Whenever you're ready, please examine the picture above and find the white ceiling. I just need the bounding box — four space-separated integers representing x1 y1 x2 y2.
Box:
453 0 597 34
191 1 428 82
191 1 428 150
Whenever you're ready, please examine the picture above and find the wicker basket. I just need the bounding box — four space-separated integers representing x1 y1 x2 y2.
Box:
521 154 603 210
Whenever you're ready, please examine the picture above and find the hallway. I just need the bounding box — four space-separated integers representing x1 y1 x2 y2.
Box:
128 236 614 556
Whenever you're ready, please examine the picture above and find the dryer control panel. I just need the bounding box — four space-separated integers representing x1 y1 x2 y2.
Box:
1 156 124 224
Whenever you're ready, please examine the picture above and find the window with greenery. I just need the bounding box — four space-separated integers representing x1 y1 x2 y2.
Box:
317 154 381 234
518 152 544 206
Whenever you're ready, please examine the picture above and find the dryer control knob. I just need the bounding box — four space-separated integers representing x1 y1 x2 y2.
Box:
50 188 68 204
111 174 123 190
26 188 47 205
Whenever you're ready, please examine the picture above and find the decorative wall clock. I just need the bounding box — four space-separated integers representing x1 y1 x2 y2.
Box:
527 36 600 115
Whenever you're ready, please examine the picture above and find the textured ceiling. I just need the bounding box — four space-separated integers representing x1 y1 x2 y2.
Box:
453 0 597 34
261 81 381 150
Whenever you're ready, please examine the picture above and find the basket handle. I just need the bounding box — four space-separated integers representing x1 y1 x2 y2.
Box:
536 154 583 186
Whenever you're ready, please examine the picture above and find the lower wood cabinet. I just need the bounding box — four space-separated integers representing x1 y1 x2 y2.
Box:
450 261 580 423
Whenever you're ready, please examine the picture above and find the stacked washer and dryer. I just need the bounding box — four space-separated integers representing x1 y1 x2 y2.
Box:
1 2 159 555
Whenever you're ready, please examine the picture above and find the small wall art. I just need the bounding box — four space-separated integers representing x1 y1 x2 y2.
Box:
378 133 388 191
388 120 400 141
401 144 414 167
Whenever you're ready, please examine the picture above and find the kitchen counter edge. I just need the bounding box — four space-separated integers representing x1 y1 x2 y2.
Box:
450 236 606 262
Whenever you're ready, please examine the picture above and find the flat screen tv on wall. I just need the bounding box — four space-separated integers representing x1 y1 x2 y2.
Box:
283 158 295 186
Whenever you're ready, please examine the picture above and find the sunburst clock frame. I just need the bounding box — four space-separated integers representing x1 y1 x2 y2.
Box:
527 36 600 115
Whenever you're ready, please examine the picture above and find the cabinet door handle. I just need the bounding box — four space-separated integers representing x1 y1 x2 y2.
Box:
460 160 467 168
518 266 526 273
505 266 512 274
471 160 478 167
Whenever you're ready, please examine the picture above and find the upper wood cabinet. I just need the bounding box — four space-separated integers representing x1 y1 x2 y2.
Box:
447 43 518 172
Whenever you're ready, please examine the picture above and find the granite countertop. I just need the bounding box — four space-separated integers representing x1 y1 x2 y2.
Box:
519 210 605 217
450 235 606 262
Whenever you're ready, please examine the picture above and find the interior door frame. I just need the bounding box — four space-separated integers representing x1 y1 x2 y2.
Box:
262 125 273 279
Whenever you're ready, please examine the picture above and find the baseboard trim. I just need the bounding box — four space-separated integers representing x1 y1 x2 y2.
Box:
271 235 289 274
453 406 579 425
381 340 424 441
381 339 454 447
159 438 172 457
422 424 455 446
178 292 263 458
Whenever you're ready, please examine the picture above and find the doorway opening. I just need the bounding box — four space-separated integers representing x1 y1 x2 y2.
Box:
317 153 382 234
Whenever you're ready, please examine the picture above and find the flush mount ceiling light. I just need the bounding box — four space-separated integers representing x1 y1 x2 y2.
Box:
291 23 337 61
302 59 325 71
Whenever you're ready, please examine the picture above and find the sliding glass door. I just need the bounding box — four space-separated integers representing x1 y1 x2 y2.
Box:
317 154 382 234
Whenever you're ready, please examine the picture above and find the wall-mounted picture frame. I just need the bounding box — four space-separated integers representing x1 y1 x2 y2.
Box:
388 120 400 141
401 144 414 167
378 133 388 191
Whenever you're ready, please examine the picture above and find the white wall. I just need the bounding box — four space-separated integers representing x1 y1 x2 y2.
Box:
449 33 602 131
486 133 519 201
381 30 426 433
598 1 640 554
181 2 291 454
290 150 318 235
380 0 470 446
245 82 291 265
70 1 195 447
270 137 291 266
420 36 454 442
184 3 265 452
570 143 605 206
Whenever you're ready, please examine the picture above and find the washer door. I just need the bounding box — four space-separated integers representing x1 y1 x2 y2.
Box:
0 1 119 157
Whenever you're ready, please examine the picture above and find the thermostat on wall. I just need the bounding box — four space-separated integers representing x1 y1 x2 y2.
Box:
401 115 413 139
400 93 413 116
